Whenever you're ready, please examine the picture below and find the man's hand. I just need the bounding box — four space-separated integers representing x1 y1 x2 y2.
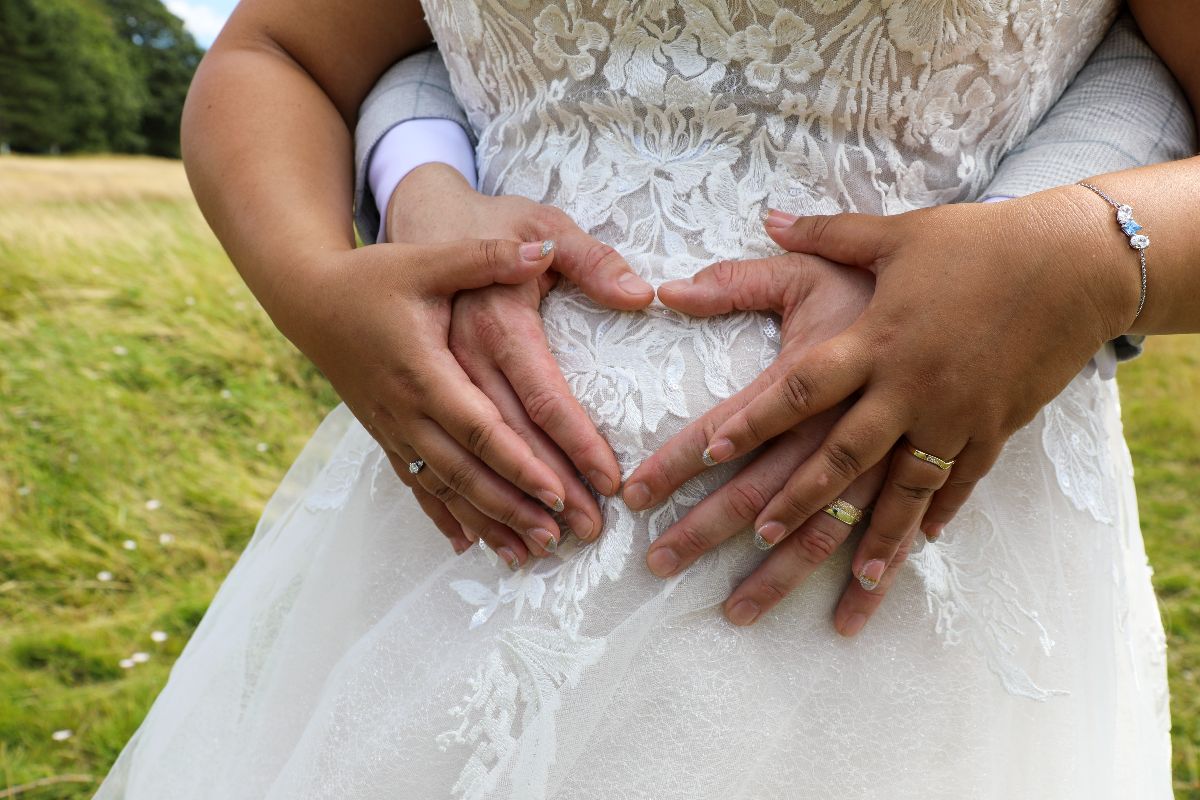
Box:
383 164 654 562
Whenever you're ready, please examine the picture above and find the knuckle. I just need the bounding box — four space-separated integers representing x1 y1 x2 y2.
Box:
523 386 569 430
468 312 510 353
709 259 739 290
446 460 480 497
431 481 458 505
873 527 909 549
475 238 503 271
465 418 497 458
754 574 791 606
821 441 864 481
528 203 568 235
724 480 770 522
795 525 840 564
891 480 936 505
671 525 712 558
780 370 817 416
581 242 619 278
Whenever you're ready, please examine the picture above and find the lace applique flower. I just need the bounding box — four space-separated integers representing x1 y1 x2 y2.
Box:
532 6 609 79
726 9 823 91
883 0 1006 68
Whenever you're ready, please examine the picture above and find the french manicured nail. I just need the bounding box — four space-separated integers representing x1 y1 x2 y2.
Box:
702 438 733 466
925 522 945 542
520 239 555 261
763 208 800 228
452 539 470 555
624 481 651 511
587 469 616 496
618 271 653 296
647 546 680 577
498 547 520 570
565 510 594 541
536 490 565 513
528 527 558 554
857 559 886 591
839 612 868 637
461 526 479 544
754 521 786 550
727 599 761 626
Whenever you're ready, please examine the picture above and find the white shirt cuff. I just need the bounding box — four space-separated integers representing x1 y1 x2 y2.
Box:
368 119 478 243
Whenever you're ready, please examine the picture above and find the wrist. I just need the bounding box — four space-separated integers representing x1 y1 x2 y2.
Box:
385 162 481 243
1029 186 1142 343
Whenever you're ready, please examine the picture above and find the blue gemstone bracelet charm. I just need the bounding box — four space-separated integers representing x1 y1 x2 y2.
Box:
1078 182 1149 320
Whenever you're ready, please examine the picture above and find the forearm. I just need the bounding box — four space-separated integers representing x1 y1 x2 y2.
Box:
182 43 355 342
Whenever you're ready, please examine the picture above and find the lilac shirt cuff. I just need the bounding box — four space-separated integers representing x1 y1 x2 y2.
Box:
368 118 478 243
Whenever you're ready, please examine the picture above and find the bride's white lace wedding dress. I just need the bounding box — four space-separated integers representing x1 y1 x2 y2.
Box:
96 2 1172 797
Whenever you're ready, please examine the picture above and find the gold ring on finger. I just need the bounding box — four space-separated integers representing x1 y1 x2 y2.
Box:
822 498 864 526
907 446 955 470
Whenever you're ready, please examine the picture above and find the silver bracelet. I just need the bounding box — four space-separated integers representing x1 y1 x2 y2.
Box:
1077 182 1149 320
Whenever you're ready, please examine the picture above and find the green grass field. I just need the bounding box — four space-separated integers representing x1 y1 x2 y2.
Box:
0 156 1197 797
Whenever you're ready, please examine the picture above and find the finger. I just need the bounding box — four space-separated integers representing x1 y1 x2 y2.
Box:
487 314 622 501
646 431 810 578
703 336 871 467
724 466 884 626
406 418 563 555
422 350 569 511
656 254 813 316
834 532 917 637
849 436 964 590
386 447 471 554
548 224 654 310
464 350 605 543
753 397 905 548
921 440 1004 540
761 210 893 270
414 237 555 295
623 363 790 511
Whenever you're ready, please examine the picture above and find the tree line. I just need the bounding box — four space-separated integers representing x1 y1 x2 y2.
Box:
0 0 203 158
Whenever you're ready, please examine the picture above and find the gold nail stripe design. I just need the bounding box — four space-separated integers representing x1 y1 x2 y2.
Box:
752 532 774 551
822 498 864 526
701 448 718 467
857 570 880 591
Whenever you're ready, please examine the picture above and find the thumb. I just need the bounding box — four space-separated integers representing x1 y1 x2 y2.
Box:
550 225 654 311
415 238 555 295
657 255 804 316
763 209 891 271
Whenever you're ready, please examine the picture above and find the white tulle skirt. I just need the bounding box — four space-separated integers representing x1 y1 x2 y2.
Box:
95 354 1171 799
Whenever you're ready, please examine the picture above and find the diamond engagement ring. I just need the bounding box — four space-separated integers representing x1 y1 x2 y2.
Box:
907 446 955 470
408 459 425 475
822 498 865 526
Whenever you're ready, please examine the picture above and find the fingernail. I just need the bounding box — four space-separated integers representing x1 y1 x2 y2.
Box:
617 271 652 296
462 526 479 544
925 522 945 542
647 546 680 577
754 521 786 550
839 612 868 637
586 469 616 496
452 539 470 555
727 599 761 626
763 208 799 228
528 527 558 554
624 481 651 511
857 559 886 591
702 438 734 466
520 239 554 261
657 278 690 294
565 510 594 541
536 490 565 513
498 547 520 570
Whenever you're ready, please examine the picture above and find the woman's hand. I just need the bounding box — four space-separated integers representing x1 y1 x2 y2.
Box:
381 164 654 564
696 195 1136 619
622 248 892 631
292 239 579 566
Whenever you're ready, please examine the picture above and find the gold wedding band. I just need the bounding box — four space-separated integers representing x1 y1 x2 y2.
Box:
908 446 955 470
823 498 864 526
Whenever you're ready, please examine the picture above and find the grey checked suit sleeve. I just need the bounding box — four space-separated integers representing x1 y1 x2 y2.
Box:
354 46 475 244
981 13 1196 361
